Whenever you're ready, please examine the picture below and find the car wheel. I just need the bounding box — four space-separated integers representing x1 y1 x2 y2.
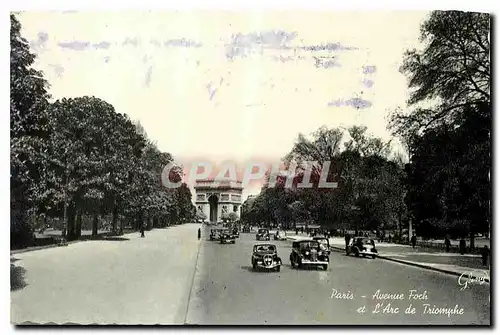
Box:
372 255 376 259
232 241 235 244
252 261 256 270
355 251 359 257
276 266 281 272
323 264 328 271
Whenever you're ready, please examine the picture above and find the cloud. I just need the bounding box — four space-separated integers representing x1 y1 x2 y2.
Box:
362 65 376 74
163 38 202 48
58 40 90 51
92 41 111 49
314 57 341 69
225 30 298 60
123 37 139 47
144 65 153 87
328 97 372 109
30 31 49 52
272 55 296 63
302 42 356 52
362 79 374 88
207 82 217 101
48 64 64 77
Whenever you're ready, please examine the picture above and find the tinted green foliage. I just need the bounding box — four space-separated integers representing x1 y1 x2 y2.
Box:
10 14 195 247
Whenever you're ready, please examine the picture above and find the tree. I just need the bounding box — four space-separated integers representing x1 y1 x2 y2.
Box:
389 11 491 247
196 210 207 221
390 11 490 137
228 212 238 223
10 14 51 247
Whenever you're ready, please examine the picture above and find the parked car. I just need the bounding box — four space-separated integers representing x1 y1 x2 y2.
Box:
290 240 329 270
251 244 282 272
210 228 221 241
232 227 240 238
220 229 236 244
347 236 378 258
256 228 270 241
274 230 287 241
312 236 331 255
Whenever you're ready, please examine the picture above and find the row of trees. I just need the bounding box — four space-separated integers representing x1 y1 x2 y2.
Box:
241 11 491 247
10 14 195 248
241 125 406 237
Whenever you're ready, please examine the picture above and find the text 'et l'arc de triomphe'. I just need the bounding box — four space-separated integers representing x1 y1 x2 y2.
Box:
194 179 243 223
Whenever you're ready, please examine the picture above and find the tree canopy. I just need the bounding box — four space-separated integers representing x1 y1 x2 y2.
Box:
10 14 195 248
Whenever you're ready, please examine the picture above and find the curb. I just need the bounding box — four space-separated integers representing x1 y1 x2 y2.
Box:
330 246 490 283
10 240 80 255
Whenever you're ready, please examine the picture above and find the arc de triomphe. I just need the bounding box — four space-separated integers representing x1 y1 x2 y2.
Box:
194 179 243 223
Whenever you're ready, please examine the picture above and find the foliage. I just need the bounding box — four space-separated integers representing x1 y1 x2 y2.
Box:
241 126 404 233
388 11 491 245
10 14 195 247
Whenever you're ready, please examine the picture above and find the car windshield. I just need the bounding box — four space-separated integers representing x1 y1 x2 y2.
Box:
255 245 276 252
354 237 372 245
298 241 320 249
258 229 268 234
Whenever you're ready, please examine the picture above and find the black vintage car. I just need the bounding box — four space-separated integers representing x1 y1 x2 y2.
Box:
220 229 236 244
209 228 220 241
251 244 282 272
256 228 270 241
290 240 329 270
312 236 331 255
347 236 378 258
232 227 240 238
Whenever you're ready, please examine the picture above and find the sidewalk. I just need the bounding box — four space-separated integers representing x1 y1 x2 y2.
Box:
286 235 490 282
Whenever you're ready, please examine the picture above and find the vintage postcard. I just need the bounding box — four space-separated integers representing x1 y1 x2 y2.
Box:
10 7 491 326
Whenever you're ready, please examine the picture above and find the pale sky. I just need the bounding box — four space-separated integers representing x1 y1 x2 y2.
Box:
17 10 429 198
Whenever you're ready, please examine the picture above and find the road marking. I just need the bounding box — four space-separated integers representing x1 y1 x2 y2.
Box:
183 226 203 324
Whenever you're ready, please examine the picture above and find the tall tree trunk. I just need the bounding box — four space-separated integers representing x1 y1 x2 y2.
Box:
112 203 118 233
67 203 77 241
119 215 124 235
92 212 98 237
469 227 475 250
76 208 82 239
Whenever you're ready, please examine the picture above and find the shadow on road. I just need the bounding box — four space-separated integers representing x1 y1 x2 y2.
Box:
11 258 27 291
100 236 130 242
240 265 280 273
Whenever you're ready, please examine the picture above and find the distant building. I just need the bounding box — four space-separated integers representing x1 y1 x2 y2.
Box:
194 179 243 223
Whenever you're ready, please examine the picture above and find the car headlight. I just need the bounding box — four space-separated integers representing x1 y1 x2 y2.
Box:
305 251 309 256
318 251 323 256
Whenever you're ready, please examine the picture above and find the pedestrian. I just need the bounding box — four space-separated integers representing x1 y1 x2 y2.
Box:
345 233 351 252
411 234 417 249
140 223 145 238
198 227 201 240
481 245 490 266
459 239 466 255
444 236 451 253
295 228 299 235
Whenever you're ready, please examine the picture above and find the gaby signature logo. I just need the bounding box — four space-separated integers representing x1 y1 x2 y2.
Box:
458 271 489 290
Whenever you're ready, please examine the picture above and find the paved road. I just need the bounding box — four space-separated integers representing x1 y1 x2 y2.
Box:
11 224 490 325
11 224 202 325
185 227 490 325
